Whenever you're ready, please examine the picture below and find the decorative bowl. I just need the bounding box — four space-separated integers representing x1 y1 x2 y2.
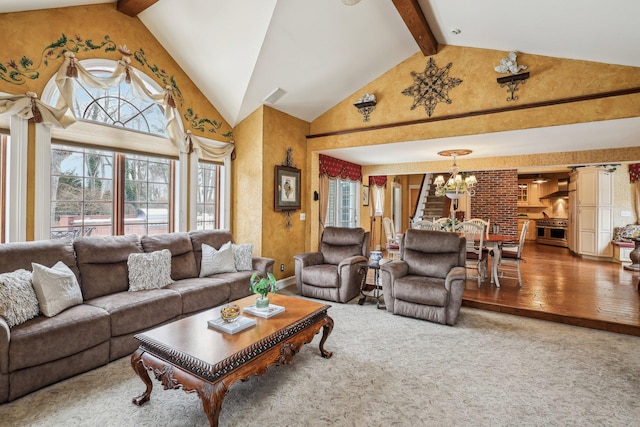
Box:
370 250 383 265
220 303 240 323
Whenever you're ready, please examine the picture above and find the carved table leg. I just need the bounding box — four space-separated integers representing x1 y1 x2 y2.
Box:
131 348 153 406
198 381 228 427
319 315 334 359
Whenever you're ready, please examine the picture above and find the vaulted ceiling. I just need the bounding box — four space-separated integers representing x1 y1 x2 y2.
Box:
2 0 639 168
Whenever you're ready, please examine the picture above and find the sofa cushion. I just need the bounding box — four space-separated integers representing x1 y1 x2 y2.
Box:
85 289 181 336
206 270 256 301
199 242 236 277
0 239 79 280
74 235 143 300
232 243 254 271
31 261 83 317
189 229 234 274
8 303 110 371
0 269 39 327
165 277 231 315
140 232 198 280
127 249 174 291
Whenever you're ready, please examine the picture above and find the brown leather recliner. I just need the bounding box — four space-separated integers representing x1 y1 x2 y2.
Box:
380 229 466 325
294 227 369 303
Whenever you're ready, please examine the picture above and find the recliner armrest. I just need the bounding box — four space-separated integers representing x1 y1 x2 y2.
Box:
380 260 409 281
444 266 466 291
337 255 368 268
293 252 324 267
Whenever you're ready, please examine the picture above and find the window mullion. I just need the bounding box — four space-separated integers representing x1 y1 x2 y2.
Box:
114 153 125 235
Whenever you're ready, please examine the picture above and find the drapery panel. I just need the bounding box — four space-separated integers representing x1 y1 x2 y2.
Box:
630 164 640 223
54 52 185 152
0 92 73 128
319 154 362 182
186 131 234 162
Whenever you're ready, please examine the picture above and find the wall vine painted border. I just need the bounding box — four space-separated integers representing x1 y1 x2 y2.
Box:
0 32 229 137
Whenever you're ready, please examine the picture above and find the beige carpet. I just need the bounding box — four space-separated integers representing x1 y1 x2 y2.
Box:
1 289 639 426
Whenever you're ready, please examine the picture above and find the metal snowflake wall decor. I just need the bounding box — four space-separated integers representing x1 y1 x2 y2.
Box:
402 58 462 117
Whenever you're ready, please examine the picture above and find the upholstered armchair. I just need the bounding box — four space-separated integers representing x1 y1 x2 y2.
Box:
294 227 369 303
379 229 467 325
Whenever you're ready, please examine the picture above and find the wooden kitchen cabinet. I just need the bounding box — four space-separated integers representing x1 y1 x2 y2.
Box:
517 180 548 207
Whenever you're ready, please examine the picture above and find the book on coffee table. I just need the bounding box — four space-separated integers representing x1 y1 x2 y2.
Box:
243 303 285 318
207 316 256 334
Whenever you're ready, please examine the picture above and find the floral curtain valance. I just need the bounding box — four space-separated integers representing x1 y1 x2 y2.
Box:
629 164 640 183
369 175 387 187
319 154 362 182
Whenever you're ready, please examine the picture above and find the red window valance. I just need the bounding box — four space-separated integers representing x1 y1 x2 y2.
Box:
629 164 640 183
369 175 387 187
319 154 362 182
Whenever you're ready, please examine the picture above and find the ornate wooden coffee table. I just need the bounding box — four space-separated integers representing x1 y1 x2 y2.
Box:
131 293 333 426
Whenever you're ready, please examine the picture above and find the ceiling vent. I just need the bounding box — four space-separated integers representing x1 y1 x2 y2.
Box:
264 88 287 104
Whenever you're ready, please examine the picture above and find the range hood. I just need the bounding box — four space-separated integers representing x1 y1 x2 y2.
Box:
540 179 569 199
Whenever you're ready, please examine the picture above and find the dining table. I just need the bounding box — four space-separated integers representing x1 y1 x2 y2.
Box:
482 233 520 287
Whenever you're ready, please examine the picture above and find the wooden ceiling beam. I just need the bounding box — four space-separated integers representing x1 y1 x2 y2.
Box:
117 0 159 17
392 0 438 56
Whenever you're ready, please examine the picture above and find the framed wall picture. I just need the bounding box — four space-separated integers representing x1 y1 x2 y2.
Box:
274 165 301 211
362 185 370 206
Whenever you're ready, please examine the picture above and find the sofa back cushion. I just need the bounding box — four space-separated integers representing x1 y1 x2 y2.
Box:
0 239 80 281
140 232 198 280
403 229 463 279
320 227 366 265
189 230 234 275
74 234 142 300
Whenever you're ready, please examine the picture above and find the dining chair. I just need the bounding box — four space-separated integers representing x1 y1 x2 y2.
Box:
497 220 530 286
458 221 488 285
412 219 439 230
468 218 490 238
382 217 401 259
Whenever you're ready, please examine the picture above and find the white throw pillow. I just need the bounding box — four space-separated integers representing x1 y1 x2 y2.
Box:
31 262 83 317
0 269 40 327
127 249 174 292
199 241 237 277
232 243 254 271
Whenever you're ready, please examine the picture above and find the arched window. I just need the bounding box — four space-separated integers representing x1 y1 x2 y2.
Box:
44 59 176 238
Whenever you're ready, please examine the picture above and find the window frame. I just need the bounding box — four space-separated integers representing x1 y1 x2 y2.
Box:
325 178 360 228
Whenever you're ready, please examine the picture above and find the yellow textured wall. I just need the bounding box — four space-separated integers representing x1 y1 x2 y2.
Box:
233 107 264 250
234 106 309 280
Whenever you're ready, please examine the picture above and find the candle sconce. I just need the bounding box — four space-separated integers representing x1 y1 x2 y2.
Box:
353 93 377 122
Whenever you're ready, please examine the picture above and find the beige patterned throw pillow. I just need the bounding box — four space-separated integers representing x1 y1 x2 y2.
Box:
232 243 254 271
0 269 40 327
32 261 83 317
127 249 174 292
199 241 237 277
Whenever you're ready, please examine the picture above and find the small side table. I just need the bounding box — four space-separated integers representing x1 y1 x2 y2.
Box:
358 263 385 309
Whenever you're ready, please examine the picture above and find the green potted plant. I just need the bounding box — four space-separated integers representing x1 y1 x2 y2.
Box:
250 272 277 308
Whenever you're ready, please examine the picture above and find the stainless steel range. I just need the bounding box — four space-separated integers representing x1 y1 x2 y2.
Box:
536 218 568 247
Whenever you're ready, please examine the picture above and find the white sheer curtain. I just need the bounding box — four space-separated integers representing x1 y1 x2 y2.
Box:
0 92 72 128
186 131 235 162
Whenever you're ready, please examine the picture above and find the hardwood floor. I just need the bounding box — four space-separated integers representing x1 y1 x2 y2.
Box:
463 242 640 336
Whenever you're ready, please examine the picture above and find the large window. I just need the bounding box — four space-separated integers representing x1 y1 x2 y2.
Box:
196 161 220 230
51 144 173 238
326 178 359 228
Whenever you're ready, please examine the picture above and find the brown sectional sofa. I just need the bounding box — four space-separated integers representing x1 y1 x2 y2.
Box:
0 230 274 403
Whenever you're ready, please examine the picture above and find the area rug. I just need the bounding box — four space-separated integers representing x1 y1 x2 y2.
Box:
2 291 639 426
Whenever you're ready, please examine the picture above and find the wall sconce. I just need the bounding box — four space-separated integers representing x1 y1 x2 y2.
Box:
495 51 529 101
353 93 377 122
